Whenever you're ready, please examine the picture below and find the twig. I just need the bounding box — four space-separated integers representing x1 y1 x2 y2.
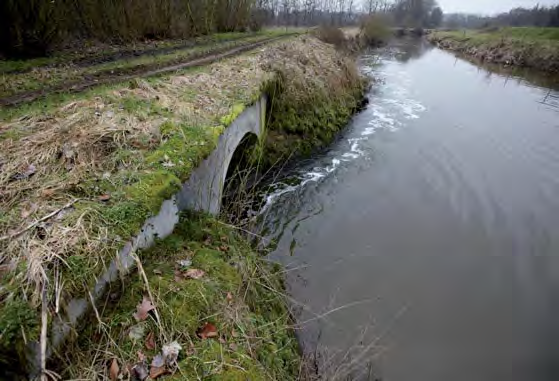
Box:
0 198 80 242
215 220 264 239
40 282 48 381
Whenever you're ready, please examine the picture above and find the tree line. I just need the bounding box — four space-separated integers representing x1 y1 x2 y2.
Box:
0 0 446 58
444 5 559 29
0 0 260 57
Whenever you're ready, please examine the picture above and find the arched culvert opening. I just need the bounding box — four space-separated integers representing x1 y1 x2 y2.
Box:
221 132 260 224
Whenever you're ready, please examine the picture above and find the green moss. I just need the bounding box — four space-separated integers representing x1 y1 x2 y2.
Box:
59 213 300 380
0 298 40 367
125 171 181 214
100 200 151 238
260 70 365 167
145 122 217 180
119 96 172 119
219 103 245 126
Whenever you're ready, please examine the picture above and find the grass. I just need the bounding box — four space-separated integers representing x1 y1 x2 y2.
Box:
429 27 559 72
0 30 294 100
0 37 279 371
432 27 559 45
54 212 301 380
0 32 262 74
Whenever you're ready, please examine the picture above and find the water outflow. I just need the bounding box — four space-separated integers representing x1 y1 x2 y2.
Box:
258 40 559 381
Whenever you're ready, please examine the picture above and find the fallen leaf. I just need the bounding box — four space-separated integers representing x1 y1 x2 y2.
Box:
150 354 168 378
129 323 146 341
162 341 182 368
109 358 119 381
99 194 111 202
23 164 36 177
149 364 168 379
185 268 205 280
132 362 149 381
133 296 155 322
197 322 218 339
226 292 233 303
152 353 165 368
145 331 156 350
20 203 38 219
41 188 55 198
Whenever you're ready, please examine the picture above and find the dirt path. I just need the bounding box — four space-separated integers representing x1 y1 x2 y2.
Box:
0 35 290 108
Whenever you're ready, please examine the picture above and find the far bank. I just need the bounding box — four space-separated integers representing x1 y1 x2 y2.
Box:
428 27 559 73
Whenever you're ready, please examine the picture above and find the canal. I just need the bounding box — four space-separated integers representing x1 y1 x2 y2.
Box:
258 39 559 380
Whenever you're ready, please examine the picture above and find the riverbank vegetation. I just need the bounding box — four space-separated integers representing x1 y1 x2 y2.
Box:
261 36 367 167
429 27 559 73
0 31 367 378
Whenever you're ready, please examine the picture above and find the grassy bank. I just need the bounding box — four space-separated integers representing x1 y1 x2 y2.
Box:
54 212 300 380
261 36 367 167
0 33 365 378
428 27 559 72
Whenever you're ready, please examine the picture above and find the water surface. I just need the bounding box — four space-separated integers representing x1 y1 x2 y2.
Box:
259 39 559 380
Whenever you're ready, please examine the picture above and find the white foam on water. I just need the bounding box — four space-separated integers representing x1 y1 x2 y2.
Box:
258 56 427 215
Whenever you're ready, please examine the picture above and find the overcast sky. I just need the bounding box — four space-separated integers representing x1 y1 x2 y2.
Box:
438 0 559 15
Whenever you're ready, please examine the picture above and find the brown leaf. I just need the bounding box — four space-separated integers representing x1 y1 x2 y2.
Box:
150 353 170 379
23 164 36 178
197 322 218 339
41 188 55 198
149 365 168 379
109 358 119 381
99 194 111 202
145 331 156 350
185 268 205 280
20 203 38 219
132 362 149 381
133 296 155 322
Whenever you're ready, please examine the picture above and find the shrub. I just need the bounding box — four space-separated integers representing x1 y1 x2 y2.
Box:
360 15 390 45
313 25 347 47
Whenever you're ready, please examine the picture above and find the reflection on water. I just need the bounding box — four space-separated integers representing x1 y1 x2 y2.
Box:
258 40 559 380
